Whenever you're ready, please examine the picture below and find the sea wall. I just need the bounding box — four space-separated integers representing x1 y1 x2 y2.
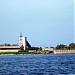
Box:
54 50 75 54
0 50 19 52
0 46 20 48
0 46 20 52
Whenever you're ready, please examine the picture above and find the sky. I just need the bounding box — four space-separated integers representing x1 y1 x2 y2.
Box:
74 0 75 43
0 0 74 47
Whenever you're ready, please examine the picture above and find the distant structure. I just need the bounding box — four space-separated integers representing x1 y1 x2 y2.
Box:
19 33 31 50
0 33 39 52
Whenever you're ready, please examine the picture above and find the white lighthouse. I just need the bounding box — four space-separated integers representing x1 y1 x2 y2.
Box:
19 33 27 50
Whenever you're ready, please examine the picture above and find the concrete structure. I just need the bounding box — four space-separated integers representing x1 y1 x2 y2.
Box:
19 33 26 50
0 33 32 52
42 48 54 51
54 50 75 54
0 46 20 49
0 50 19 52
19 33 31 50
0 46 20 52
19 37 26 50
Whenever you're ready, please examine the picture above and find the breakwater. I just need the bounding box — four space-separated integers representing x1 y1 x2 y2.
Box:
54 50 75 54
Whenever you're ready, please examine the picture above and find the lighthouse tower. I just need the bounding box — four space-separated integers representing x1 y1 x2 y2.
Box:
19 33 27 50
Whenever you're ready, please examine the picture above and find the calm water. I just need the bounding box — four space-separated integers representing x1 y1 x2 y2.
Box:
0 54 75 75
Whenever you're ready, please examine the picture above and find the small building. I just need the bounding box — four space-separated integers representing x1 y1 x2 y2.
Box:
42 47 54 51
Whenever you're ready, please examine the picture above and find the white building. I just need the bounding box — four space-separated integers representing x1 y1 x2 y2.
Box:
19 33 27 50
42 47 54 51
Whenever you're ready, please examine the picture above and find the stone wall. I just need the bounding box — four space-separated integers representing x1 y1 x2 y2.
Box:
0 50 19 52
0 46 20 48
54 50 75 54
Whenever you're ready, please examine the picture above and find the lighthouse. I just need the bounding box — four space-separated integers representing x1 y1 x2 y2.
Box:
19 33 27 50
19 33 31 50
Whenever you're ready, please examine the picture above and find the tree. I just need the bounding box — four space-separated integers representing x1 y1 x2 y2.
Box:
55 44 68 50
69 43 75 50
20 45 24 51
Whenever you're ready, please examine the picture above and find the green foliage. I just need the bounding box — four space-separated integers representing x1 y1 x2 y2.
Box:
55 43 75 50
69 43 75 50
0 52 38 54
20 45 24 50
55 44 68 50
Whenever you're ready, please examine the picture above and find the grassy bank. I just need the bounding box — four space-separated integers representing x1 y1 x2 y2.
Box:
0 52 39 55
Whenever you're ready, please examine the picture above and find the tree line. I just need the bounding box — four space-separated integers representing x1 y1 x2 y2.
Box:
0 43 18 46
0 43 75 50
55 43 75 50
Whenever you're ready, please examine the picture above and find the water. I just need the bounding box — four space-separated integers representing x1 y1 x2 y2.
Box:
0 54 75 75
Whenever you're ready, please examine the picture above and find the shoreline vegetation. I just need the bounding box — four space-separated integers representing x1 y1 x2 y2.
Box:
0 51 41 54
0 43 75 50
0 51 49 54
0 51 54 55
0 51 75 55
0 50 54 54
0 43 75 54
